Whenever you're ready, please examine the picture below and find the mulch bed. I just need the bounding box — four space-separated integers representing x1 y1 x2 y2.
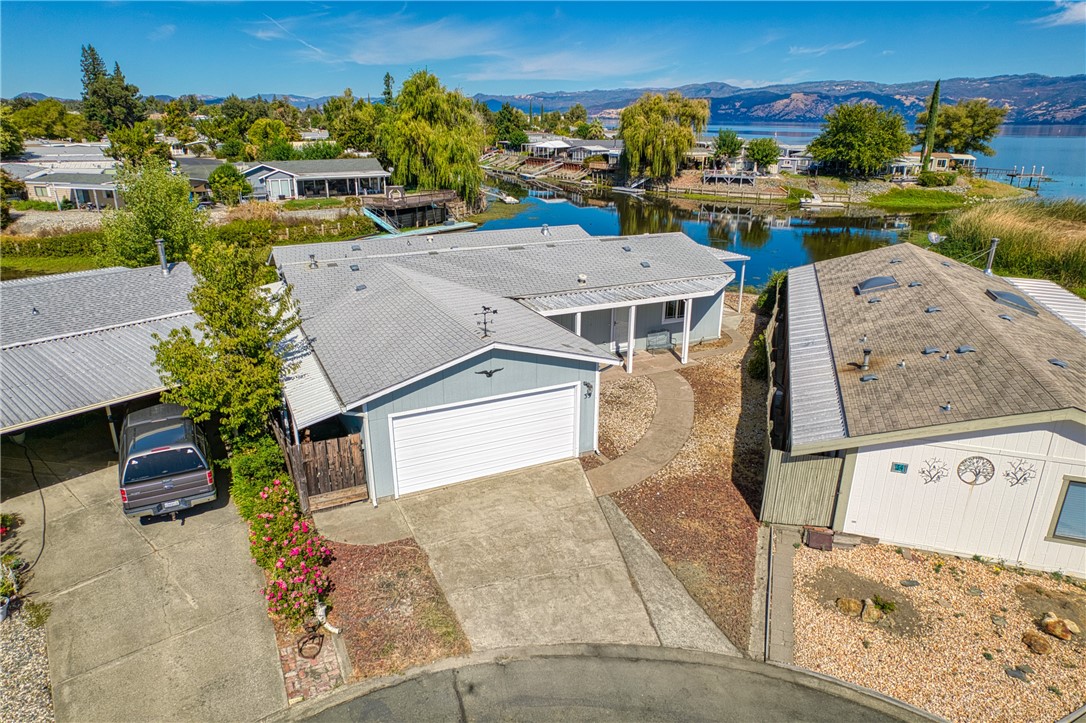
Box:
614 300 767 652
326 539 470 681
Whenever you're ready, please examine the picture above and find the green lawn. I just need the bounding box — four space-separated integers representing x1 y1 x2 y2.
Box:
0 255 103 280
467 199 531 225
282 197 346 210
867 188 966 212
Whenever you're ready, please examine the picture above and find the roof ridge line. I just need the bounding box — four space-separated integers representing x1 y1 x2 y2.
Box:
514 273 732 299
385 266 491 342
2 309 196 350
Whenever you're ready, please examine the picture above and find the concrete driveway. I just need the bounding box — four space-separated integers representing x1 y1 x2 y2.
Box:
0 422 285 722
396 460 658 651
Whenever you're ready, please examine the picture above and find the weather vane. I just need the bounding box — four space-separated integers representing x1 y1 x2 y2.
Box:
475 305 498 337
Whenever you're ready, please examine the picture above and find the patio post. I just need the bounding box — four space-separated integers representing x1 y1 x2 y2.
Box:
574 312 582 336
626 305 636 374
737 261 746 312
324 179 330 198
681 298 692 364
51 184 61 211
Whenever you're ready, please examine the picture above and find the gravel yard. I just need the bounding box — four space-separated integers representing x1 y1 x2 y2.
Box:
0 603 55 723
3 210 101 236
614 299 766 651
597 376 657 460
794 544 1086 723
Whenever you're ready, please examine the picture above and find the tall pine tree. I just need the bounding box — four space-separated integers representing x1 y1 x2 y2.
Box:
920 80 941 173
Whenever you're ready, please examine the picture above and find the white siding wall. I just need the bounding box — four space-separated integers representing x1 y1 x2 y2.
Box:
842 420 1086 574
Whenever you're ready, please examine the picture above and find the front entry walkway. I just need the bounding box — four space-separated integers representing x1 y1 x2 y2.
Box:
395 461 659 651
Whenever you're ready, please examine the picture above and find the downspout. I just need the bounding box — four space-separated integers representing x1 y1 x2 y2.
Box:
361 405 378 508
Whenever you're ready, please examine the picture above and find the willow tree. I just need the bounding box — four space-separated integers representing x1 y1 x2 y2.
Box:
618 91 709 179
380 71 485 203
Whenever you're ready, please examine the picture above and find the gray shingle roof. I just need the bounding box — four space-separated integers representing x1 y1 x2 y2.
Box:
2 264 195 346
795 243 1085 446
243 158 388 178
2 163 46 180
272 224 593 266
25 172 116 187
291 263 616 409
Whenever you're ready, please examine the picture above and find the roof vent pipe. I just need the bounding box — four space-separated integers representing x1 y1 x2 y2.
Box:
541 224 550 236
577 273 587 286
309 254 317 269
861 349 872 371
154 238 169 276
984 237 999 276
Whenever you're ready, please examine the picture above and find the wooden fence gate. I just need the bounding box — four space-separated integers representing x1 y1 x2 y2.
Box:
272 425 368 513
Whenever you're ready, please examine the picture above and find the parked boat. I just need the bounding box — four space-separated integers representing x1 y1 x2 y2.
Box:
800 193 845 209
612 186 646 196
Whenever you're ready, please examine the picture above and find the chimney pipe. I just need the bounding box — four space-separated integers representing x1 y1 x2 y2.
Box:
154 238 169 276
984 237 999 276
861 349 872 371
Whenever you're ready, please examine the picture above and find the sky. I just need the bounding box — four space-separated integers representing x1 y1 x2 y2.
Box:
1 1 1084 99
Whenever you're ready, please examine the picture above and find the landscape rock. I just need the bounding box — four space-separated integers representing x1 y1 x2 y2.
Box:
991 615 1007 629
1016 664 1035 675
1041 613 1073 641
1065 619 1081 635
966 586 983 596
1005 667 1030 682
861 599 884 624
836 597 862 617
900 579 920 588
1022 630 1055 655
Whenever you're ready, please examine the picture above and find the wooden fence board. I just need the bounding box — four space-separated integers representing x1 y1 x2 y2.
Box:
269 426 367 514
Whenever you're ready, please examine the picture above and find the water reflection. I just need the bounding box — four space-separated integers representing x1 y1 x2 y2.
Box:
481 183 937 287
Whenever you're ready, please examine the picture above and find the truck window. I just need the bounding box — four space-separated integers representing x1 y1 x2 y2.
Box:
123 447 206 485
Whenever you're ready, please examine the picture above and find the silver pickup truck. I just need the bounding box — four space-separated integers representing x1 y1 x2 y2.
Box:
118 404 217 519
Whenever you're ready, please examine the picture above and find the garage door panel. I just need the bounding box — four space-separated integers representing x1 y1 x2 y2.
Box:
392 386 579 495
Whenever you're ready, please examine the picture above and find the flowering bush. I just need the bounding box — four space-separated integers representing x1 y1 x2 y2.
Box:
247 479 334 629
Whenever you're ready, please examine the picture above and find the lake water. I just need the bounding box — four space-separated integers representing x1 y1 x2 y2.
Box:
703 123 1086 199
478 190 930 288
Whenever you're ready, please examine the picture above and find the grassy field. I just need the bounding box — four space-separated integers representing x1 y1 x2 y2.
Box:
868 188 966 212
930 198 1086 297
0 255 103 280
281 197 345 210
466 198 531 225
966 177 1032 199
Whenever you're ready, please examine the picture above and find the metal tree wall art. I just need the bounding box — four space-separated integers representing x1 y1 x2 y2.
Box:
919 458 950 484
1003 458 1038 487
957 456 995 485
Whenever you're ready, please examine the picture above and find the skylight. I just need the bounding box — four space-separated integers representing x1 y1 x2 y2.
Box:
351 244 361 252
855 275 899 295
1049 359 1070 369
986 288 1038 316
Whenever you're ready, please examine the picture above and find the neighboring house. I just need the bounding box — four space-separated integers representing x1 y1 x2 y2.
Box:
776 144 814 174
889 152 978 177
19 142 114 170
22 169 121 209
0 261 197 447
272 224 746 501
239 158 391 201
174 158 225 202
762 242 1085 573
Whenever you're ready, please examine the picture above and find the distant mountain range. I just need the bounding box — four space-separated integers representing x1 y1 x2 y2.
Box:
12 74 1085 124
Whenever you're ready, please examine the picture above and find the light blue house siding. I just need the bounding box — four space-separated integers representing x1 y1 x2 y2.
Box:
344 348 599 499
550 290 723 352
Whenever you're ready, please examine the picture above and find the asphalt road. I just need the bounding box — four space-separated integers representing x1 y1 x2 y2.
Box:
298 648 932 723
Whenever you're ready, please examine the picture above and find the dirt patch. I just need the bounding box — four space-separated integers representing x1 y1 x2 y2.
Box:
794 544 1086 722
805 565 923 636
1016 582 1086 632
597 375 656 460
326 539 470 681
614 298 765 651
578 452 607 472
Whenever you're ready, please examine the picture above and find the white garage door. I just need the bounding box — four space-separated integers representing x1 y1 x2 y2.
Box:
390 385 580 496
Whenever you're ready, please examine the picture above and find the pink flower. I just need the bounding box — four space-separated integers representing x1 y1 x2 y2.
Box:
275 559 285 569
290 547 300 556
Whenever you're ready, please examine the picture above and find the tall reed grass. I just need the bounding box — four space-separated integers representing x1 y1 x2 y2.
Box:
941 199 1086 297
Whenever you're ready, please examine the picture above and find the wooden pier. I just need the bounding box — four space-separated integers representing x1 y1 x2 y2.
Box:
974 165 1050 188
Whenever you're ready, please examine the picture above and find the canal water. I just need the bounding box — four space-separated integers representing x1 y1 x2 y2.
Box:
477 190 935 288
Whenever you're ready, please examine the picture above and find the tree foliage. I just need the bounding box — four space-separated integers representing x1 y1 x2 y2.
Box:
107 121 172 165
808 102 912 176
208 164 252 206
618 91 709 179
745 137 781 173
919 80 941 172
80 47 144 133
0 107 24 158
915 98 1008 157
380 71 485 202
713 129 744 165
566 103 588 125
294 140 342 160
9 99 87 141
493 102 528 147
152 237 299 447
573 120 607 140
100 158 208 266
330 100 382 153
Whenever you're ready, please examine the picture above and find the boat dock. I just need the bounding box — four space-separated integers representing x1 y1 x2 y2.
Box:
974 165 1050 188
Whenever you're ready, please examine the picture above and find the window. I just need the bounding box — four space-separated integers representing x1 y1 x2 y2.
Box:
34 186 49 197
1049 477 1086 544
663 300 686 323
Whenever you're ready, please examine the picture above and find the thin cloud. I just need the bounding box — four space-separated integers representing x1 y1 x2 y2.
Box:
343 16 505 65
788 40 866 57
149 24 176 41
736 30 785 55
1033 1 1086 26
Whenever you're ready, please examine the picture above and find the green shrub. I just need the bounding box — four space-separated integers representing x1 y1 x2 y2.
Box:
23 600 52 628
0 230 103 258
918 171 957 187
755 270 787 312
747 332 768 380
872 595 896 613
230 435 288 521
10 199 62 211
